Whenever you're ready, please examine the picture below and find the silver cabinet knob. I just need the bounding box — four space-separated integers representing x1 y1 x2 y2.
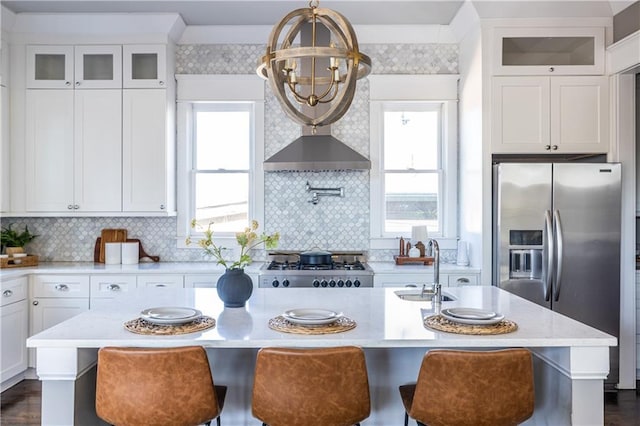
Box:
74 204 79 209
159 81 165 86
75 81 81 86
65 81 71 86
160 204 165 210
3 289 13 297
54 284 69 291
33 300 39 306
68 204 74 209
544 145 551 151
549 67 555 72
106 284 121 291
551 145 558 151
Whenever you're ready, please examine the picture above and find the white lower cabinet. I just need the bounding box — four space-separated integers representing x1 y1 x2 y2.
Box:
137 275 184 288
374 272 480 288
29 275 90 367
1 277 29 391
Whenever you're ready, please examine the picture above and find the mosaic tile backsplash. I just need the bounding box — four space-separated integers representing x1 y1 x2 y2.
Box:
4 43 459 263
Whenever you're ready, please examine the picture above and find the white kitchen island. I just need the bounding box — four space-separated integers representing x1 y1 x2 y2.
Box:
27 286 615 426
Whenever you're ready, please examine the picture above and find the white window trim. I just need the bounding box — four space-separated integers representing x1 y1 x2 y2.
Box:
175 75 265 248
369 74 459 250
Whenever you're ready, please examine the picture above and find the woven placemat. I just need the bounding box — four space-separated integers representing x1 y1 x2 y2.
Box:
124 316 216 335
268 315 357 335
424 315 518 335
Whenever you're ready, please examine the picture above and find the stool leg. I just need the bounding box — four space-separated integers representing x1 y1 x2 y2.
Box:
217 416 221 426
404 412 409 426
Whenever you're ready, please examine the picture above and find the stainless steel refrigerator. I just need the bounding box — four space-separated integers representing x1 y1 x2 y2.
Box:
492 162 621 387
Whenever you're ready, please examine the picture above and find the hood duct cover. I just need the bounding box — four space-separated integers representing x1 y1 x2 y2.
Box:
264 135 371 172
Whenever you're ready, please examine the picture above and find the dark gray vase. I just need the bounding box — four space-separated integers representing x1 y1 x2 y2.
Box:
216 268 253 308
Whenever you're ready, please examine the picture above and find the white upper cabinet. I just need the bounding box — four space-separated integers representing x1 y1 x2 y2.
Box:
122 89 173 213
25 89 122 212
123 45 166 88
491 76 609 154
74 45 122 89
27 45 122 89
26 45 74 88
493 27 605 76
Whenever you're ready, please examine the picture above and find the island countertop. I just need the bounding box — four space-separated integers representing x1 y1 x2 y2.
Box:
27 286 616 426
27 286 615 349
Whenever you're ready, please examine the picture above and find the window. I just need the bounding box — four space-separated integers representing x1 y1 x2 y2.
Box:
369 75 458 242
192 103 252 233
176 75 265 244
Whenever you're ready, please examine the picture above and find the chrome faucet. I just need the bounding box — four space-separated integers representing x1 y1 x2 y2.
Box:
421 239 441 304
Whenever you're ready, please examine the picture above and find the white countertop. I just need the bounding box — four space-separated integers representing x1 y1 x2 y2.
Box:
27 286 615 349
1 261 480 279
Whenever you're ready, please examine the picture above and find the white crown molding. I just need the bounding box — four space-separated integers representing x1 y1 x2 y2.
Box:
607 30 640 74
8 13 186 44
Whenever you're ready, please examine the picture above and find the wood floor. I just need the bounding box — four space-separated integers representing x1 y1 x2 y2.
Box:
1 380 639 425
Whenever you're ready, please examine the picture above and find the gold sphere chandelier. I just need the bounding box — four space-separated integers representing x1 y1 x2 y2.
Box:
257 0 372 129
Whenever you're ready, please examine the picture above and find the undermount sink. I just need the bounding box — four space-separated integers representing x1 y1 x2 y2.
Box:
394 289 456 302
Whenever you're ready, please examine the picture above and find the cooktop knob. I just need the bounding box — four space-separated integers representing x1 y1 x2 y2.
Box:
282 279 290 287
320 279 328 287
337 279 345 287
272 279 280 288
345 279 353 287
329 279 336 287
354 279 361 287
312 279 320 288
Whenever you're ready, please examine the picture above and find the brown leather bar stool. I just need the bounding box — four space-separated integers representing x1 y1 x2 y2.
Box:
252 346 371 426
399 348 534 426
95 346 227 426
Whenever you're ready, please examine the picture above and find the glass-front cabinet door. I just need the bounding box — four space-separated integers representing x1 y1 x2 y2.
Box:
74 45 122 89
26 45 74 88
493 27 604 75
122 44 166 88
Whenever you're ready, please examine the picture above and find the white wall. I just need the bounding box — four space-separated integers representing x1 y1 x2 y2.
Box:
452 3 485 282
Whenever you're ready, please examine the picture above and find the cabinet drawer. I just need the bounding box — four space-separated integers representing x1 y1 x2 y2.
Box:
1 277 28 307
184 274 222 288
447 274 478 287
137 275 184 288
31 275 90 298
90 275 136 298
374 273 433 288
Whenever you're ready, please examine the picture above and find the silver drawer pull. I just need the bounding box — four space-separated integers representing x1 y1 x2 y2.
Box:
3 289 13 297
54 284 69 291
107 284 121 291
456 278 470 284
154 284 166 287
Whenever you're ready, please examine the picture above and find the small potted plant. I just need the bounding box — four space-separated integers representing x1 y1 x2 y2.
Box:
1 223 38 255
186 219 279 307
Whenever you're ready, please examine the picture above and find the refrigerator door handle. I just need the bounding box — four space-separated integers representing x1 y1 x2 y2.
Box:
544 210 554 301
553 209 564 302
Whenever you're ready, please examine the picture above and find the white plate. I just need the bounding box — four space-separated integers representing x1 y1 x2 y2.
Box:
283 309 342 325
140 307 202 325
442 307 496 320
440 310 505 325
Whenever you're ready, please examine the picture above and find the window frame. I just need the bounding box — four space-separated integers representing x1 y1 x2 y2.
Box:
175 75 264 248
369 75 459 248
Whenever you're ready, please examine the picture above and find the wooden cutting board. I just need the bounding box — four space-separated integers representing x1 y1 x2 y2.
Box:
99 229 128 263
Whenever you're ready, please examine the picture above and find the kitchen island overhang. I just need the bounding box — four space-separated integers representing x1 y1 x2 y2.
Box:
27 286 616 426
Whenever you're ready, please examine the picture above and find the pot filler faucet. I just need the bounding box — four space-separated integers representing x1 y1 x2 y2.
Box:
421 239 441 304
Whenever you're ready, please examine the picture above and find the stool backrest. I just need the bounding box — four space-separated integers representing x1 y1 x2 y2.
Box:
410 348 535 426
252 346 371 426
96 346 220 426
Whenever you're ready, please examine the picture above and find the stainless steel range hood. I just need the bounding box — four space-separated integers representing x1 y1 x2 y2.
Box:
264 134 371 172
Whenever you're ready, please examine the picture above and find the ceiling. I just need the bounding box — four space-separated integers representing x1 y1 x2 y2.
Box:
1 1 636 26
